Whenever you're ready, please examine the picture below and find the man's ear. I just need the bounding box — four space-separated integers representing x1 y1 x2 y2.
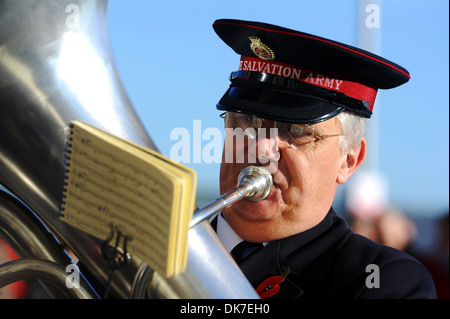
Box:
337 138 367 184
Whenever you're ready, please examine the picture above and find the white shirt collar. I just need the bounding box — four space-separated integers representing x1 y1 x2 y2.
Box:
216 212 243 253
216 212 269 252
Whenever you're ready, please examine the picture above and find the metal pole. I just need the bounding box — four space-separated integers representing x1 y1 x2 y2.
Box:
358 0 382 170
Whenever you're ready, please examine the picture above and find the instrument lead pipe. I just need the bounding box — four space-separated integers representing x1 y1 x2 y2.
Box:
189 166 272 229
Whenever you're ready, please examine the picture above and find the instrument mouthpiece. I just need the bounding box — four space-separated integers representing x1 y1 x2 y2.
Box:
237 166 273 201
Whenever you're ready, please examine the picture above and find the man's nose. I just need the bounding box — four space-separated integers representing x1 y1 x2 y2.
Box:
254 127 281 167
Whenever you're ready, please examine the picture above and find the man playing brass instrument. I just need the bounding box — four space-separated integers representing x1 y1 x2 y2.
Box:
210 19 436 299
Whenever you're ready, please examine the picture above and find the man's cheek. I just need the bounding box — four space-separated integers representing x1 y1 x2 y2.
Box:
219 163 235 193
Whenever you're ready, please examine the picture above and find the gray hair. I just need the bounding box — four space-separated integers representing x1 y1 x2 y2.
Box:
336 111 366 153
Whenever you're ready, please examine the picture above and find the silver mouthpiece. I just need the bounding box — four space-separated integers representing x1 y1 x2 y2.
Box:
189 166 273 228
237 166 273 201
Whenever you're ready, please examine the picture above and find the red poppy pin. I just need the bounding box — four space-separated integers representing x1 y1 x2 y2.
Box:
256 268 290 299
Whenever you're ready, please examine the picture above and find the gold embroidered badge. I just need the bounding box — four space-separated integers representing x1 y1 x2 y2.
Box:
249 37 275 61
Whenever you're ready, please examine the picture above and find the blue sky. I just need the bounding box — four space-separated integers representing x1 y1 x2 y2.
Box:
108 0 448 216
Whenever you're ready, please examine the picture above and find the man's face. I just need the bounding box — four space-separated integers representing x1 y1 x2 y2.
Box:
219 114 351 242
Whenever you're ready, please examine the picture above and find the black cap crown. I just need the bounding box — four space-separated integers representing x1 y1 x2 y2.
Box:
214 19 410 123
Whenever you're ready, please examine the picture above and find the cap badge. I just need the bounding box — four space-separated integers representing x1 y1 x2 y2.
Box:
249 37 275 61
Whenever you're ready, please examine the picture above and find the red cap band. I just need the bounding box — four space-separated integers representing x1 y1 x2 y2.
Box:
238 56 378 111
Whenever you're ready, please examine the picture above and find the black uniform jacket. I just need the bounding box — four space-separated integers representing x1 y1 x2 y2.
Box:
212 208 436 299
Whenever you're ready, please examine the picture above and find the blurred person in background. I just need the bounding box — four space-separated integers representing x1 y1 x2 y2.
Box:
350 207 417 252
346 172 447 298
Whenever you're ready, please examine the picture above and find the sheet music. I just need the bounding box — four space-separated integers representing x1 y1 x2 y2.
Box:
60 122 187 276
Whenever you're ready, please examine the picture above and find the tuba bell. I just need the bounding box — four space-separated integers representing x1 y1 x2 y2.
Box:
0 0 260 298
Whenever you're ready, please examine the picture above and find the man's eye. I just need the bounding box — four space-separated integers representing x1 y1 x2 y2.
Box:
237 115 256 125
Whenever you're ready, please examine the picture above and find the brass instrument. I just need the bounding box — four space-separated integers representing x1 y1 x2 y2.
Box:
0 0 271 298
